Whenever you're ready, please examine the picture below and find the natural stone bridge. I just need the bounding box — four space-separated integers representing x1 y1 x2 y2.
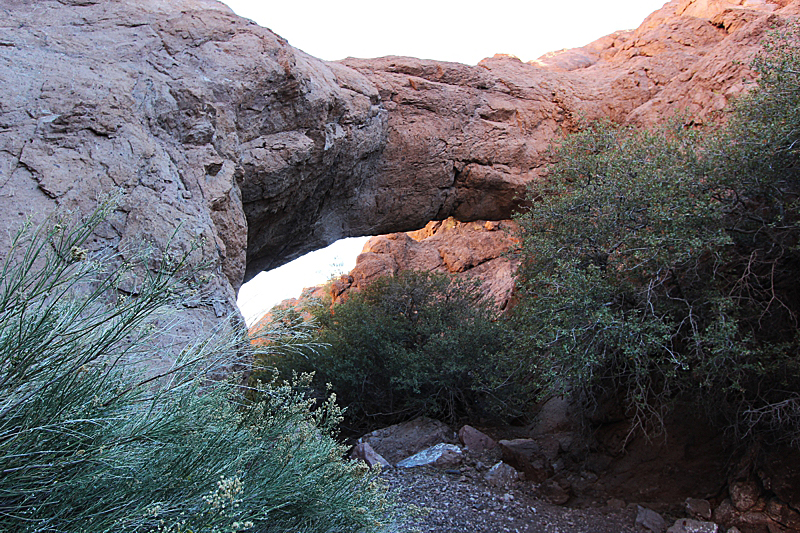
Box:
1 0 787 337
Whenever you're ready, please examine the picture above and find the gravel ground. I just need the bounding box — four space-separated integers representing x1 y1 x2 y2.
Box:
381 466 642 533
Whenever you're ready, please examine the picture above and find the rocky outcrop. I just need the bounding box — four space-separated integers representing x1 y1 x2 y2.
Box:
3 0 799 348
339 0 800 241
323 218 519 309
316 0 800 317
1 0 390 292
0 0 388 353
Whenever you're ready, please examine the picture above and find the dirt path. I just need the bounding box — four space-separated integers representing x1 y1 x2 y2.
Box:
382 467 642 533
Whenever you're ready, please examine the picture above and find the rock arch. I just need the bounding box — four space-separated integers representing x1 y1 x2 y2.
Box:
1 0 790 336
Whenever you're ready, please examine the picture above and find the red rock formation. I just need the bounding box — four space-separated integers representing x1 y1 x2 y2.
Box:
4 0 799 355
247 218 518 336
325 0 800 311
342 0 800 227
341 218 520 309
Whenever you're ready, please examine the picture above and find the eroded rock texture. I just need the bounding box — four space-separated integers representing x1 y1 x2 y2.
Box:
341 0 800 239
323 218 519 310
0 0 387 342
328 0 800 310
1 0 799 339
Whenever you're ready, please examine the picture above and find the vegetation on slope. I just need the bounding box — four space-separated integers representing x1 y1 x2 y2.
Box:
255 271 530 433
512 22 800 446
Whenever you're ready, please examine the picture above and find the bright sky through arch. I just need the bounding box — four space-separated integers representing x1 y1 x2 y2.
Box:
229 0 669 325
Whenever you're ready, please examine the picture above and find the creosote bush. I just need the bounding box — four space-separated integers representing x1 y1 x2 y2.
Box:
513 22 800 446
258 271 529 432
0 198 394 533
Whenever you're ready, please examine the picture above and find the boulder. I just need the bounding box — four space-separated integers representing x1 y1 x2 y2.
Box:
686 498 714 521
730 481 761 512
359 417 456 465
714 499 737 526
485 462 520 488
349 442 391 469
458 425 497 453
765 498 800 531
498 439 552 483
531 395 574 435
396 443 463 469
535 435 562 462
637 506 668 533
539 479 571 505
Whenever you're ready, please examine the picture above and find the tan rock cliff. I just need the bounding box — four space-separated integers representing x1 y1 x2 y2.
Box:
330 218 519 310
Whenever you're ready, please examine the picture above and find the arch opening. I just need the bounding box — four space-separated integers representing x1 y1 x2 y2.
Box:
237 236 371 326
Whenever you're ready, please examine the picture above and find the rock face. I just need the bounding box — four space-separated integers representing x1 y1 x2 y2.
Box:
332 0 800 301
322 218 520 309
2 0 799 345
1 0 388 353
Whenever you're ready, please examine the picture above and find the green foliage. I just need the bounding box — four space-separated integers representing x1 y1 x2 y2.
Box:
513 23 800 445
0 200 394 532
514 118 725 437
263 271 527 431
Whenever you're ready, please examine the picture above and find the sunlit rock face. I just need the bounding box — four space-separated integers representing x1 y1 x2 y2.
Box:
324 218 520 310
1 0 797 340
332 0 799 303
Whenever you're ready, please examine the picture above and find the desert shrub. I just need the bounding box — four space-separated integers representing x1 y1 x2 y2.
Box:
0 199 394 532
698 22 800 442
513 23 800 446
513 118 725 437
263 271 528 432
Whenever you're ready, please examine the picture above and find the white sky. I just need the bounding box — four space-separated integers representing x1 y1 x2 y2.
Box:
230 0 669 324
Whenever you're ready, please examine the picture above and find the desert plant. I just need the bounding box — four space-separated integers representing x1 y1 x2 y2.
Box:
696 21 800 443
512 23 800 446
0 198 394 532
513 118 724 438
263 271 530 432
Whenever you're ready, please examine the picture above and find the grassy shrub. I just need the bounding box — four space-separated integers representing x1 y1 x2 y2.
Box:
0 199 394 532
513 23 800 446
260 271 528 432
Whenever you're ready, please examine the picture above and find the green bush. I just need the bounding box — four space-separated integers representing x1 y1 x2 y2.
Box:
513 23 800 446
262 271 528 432
0 199 394 532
